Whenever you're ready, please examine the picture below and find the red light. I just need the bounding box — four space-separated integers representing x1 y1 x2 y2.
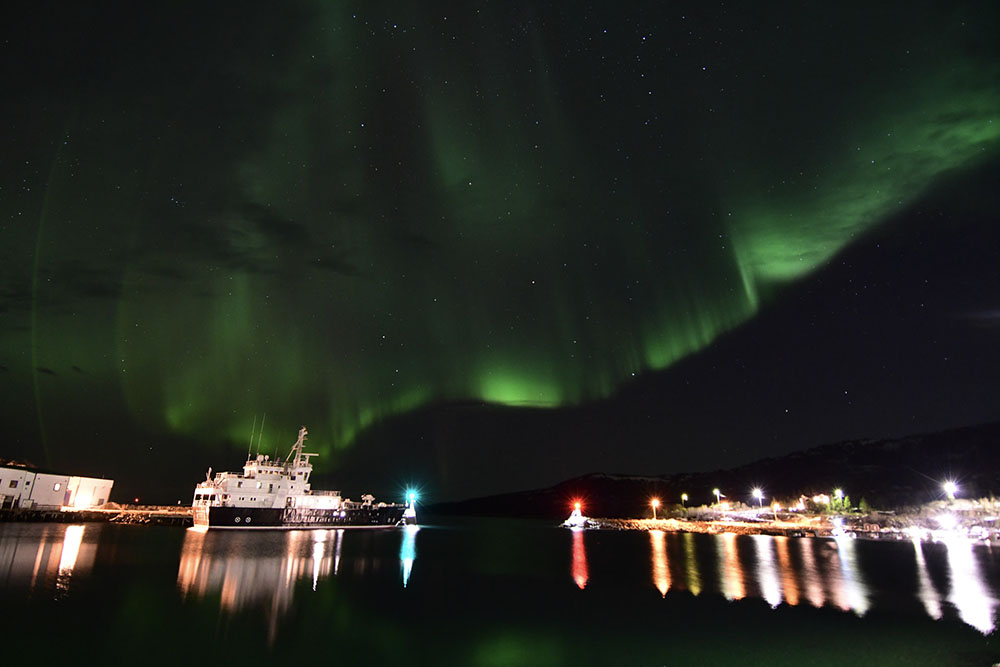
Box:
573 501 581 511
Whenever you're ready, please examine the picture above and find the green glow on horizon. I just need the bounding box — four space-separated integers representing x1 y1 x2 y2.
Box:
478 365 563 408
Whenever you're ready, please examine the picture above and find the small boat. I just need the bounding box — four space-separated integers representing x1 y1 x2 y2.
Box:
192 426 412 530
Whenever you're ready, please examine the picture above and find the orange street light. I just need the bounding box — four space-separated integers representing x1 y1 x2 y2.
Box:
651 498 660 520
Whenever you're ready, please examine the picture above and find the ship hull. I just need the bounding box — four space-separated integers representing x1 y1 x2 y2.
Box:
193 504 406 530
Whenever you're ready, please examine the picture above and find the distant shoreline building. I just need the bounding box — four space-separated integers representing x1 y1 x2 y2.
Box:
0 466 113 510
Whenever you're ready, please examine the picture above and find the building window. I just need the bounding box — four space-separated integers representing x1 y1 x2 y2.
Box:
8 480 17 488
54 483 61 491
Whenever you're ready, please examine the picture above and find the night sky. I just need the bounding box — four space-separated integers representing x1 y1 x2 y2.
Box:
2 2 999 503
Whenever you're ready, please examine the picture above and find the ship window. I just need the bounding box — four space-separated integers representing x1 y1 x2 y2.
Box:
54 483 61 491
237 481 243 488
291 475 296 481
8 480 17 488
256 482 262 489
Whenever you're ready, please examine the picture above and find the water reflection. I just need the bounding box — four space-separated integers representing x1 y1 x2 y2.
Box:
912 539 942 621
774 537 799 606
400 525 419 588
177 527 414 641
833 536 870 616
943 536 996 634
752 535 781 608
0 524 95 595
643 530 999 639
798 538 826 608
682 532 701 595
631 531 998 634
718 533 745 601
570 529 588 589
649 530 670 596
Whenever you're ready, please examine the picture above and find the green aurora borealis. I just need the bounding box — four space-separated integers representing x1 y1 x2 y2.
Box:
2 2 999 489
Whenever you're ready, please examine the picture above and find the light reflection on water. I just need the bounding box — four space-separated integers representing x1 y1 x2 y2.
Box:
400 525 418 588
631 531 997 634
570 528 588 589
752 535 781 608
176 527 406 642
649 530 670 596
682 531 701 595
774 536 799 606
0 524 94 596
913 538 942 620
943 535 997 634
718 532 745 601
1 522 998 639
799 537 826 608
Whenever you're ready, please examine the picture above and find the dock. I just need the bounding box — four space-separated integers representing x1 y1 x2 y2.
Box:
0 506 193 527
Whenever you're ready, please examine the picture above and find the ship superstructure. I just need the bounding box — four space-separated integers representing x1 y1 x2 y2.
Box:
192 426 411 530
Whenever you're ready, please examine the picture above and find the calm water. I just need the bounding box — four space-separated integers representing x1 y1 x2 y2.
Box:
1 519 998 665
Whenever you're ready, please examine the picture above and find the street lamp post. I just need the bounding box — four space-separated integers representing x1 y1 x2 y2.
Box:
752 488 763 508
681 493 688 508
651 498 660 520
713 488 721 507
943 481 958 501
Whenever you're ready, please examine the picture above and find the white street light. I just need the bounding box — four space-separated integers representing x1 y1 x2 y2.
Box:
943 481 958 501
752 488 764 508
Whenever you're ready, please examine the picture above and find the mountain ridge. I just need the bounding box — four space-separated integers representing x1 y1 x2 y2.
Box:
428 420 1000 519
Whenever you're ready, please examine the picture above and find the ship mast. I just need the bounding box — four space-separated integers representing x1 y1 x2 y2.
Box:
285 426 305 467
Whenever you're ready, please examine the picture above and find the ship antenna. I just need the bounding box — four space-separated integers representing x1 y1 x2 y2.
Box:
246 414 257 462
256 413 266 458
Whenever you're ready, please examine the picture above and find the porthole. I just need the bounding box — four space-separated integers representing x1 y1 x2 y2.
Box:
245 517 252 524
235 517 241 523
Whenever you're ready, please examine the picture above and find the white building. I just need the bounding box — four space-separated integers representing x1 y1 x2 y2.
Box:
0 466 113 509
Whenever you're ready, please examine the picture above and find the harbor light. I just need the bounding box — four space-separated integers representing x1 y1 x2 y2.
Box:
713 488 721 506
681 493 688 507
651 498 660 520
752 488 764 508
943 481 958 500
406 489 418 506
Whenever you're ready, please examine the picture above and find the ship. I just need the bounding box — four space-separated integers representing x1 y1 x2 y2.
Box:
192 426 415 530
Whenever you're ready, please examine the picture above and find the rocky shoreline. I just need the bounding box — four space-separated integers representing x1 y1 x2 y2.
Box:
577 497 1000 543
